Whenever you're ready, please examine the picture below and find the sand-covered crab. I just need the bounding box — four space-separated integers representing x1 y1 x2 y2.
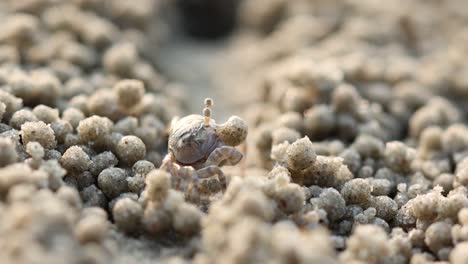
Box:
161 98 248 191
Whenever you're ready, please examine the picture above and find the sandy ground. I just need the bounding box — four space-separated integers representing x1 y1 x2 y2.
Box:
155 21 258 121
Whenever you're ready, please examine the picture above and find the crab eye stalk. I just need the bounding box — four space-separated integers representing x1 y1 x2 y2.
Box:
203 98 213 126
204 98 213 108
203 107 211 126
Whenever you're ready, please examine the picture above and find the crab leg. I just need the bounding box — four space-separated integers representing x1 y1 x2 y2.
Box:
195 165 227 188
161 154 179 178
161 153 192 191
204 146 243 167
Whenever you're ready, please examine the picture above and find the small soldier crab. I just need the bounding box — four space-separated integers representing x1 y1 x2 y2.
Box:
161 98 248 192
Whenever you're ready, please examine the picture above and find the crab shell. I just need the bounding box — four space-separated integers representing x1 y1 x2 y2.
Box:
168 115 219 166
168 114 247 166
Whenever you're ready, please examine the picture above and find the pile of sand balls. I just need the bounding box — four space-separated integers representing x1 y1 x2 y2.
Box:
2 0 468 263
0 180 112 263
218 0 468 263
0 0 192 262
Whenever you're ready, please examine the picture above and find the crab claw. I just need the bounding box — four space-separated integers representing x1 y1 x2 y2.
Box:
216 116 248 147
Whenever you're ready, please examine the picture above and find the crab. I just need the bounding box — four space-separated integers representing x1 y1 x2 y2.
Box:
161 98 248 192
